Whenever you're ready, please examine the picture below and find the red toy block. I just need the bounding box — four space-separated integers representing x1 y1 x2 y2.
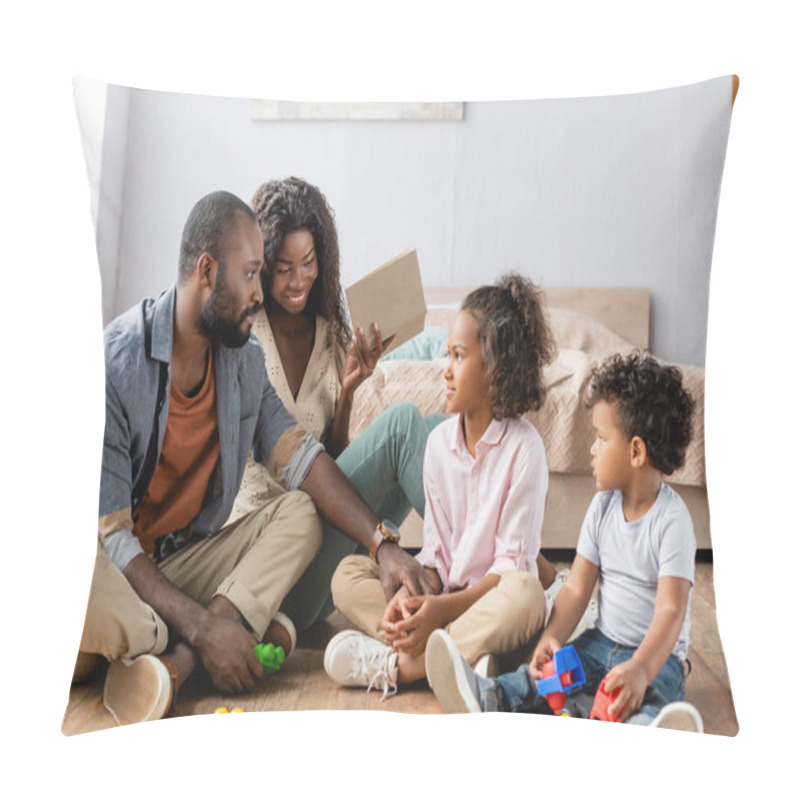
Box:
540 661 567 714
590 678 622 722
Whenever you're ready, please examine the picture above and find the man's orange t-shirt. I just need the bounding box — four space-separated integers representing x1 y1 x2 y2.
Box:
133 350 221 556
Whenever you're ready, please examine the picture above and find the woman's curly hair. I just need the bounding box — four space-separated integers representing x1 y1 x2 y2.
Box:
251 177 351 350
586 351 695 475
461 273 557 419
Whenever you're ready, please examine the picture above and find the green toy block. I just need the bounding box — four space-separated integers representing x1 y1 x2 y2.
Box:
254 642 285 674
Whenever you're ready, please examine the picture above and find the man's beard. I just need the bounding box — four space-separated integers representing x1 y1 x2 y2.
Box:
198 262 259 349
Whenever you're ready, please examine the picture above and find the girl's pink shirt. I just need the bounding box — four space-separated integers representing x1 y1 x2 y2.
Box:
416 414 548 591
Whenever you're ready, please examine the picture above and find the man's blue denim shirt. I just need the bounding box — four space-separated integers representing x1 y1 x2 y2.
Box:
99 285 323 570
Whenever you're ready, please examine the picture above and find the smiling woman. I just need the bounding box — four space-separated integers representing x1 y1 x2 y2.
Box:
271 230 319 313
227 177 447 633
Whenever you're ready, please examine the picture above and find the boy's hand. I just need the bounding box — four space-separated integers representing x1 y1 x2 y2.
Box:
386 595 444 657
603 658 649 721
529 633 563 680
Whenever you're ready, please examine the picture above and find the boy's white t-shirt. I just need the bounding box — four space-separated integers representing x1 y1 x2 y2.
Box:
576 483 696 661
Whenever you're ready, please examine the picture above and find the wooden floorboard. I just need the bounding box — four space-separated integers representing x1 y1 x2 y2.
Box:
684 647 738 737
61 676 116 735
62 561 737 735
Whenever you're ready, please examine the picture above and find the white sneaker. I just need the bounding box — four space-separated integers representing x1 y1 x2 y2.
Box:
474 653 500 678
324 630 398 700
425 630 483 713
649 702 704 733
103 654 176 726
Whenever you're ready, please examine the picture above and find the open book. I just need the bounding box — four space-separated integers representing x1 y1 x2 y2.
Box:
345 249 426 355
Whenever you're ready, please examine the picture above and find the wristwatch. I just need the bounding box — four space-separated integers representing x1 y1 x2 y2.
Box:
369 519 401 561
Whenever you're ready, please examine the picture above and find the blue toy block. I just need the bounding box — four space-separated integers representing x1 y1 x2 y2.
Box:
535 644 587 698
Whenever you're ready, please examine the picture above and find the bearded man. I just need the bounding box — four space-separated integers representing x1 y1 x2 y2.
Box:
76 191 431 724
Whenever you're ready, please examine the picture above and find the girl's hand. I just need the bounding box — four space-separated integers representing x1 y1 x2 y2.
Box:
380 587 412 644
603 659 649 722
387 595 445 657
341 324 396 397
529 633 562 680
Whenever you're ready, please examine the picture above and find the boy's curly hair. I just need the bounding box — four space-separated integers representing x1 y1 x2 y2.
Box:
586 351 695 475
251 177 351 350
461 273 557 419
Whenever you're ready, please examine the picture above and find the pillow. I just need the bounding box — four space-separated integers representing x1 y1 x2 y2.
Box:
547 308 635 356
67 75 737 738
424 303 462 333
380 327 449 361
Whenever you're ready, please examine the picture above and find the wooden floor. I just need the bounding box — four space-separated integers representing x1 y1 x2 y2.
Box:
61 559 738 736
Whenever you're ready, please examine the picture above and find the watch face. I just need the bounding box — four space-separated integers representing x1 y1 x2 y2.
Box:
381 520 400 539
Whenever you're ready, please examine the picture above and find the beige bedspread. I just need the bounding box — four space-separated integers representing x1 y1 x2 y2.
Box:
349 308 706 488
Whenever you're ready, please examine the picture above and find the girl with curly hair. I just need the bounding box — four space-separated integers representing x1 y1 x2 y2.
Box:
324 273 557 696
230 177 444 633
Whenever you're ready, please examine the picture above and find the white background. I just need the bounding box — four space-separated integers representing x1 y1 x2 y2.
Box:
2 1 797 796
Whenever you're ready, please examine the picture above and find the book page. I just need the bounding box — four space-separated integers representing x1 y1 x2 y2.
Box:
345 249 427 354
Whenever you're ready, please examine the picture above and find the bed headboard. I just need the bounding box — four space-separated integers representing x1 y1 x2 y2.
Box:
423 286 650 351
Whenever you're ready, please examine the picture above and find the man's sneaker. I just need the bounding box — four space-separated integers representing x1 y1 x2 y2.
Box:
324 630 398 700
649 702 704 733
425 630 484 713
264 612 297 658
103 654 178 726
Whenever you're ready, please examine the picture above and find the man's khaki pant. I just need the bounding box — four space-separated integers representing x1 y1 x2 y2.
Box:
79 491 322 661
330 555 546 665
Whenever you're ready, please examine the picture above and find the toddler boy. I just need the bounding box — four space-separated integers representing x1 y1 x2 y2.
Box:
426 351 703 731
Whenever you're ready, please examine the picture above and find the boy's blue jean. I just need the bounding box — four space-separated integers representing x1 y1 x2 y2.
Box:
280 402 445 631
486 628 686 725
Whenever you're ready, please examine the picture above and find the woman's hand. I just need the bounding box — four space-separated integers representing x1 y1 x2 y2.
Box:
341 324 396 397
603 658 649 722
385 594 446 658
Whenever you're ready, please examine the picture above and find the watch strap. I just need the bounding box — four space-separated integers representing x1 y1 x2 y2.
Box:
369 521 400 560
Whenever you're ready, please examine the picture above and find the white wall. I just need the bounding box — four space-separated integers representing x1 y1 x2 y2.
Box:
98 76 733 365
